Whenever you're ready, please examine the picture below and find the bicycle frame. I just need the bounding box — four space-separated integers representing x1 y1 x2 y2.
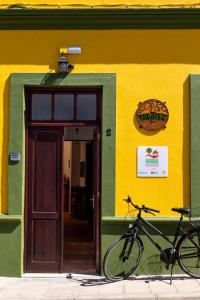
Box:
103 198 200 284
132 213 185 254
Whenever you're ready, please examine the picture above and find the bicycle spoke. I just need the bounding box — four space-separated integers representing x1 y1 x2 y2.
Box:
178 229 200 278
103 236 142 281
179 253 199 259
179 247 199 259
187 235 200 249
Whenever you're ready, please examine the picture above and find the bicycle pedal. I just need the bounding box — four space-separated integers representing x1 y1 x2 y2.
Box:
165 265 169 270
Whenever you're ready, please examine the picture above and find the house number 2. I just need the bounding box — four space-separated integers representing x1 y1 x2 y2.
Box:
106 129 112 136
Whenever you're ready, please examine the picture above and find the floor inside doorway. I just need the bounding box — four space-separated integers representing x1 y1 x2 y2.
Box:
63 213 95 273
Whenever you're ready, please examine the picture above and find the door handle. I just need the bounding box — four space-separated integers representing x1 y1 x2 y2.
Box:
90 195 95 210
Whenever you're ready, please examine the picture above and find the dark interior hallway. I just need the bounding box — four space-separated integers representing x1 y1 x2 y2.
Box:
63 213 95 273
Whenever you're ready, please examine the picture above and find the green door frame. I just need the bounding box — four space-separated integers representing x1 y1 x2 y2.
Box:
8 72 116 275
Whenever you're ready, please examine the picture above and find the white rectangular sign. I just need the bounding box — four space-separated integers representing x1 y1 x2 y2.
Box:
137 146 168 177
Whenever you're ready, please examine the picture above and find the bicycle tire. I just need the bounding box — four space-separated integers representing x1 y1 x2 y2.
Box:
103 234 143 281
177 228 200 278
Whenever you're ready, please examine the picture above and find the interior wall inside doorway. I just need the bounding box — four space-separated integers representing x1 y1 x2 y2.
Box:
63 139 94 273
63 141 89 212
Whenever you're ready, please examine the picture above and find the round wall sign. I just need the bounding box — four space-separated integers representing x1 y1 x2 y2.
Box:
136 99 169 130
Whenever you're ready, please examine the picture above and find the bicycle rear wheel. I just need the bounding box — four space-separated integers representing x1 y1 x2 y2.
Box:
177 228 200 278
103 235 143 281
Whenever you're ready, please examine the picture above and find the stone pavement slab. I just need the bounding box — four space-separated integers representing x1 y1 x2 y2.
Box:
0 274 200 299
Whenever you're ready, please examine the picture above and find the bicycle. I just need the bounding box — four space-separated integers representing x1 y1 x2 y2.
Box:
103 196 200 284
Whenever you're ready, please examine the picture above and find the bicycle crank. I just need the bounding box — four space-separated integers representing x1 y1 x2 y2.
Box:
160 248 176 265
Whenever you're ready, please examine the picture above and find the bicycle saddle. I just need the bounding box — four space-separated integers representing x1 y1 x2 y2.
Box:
171 208 191 215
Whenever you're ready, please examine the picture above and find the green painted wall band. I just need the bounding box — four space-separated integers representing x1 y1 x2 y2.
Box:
0 215 22 222
190 74 200 213
2 8 200 29
102 216 190 223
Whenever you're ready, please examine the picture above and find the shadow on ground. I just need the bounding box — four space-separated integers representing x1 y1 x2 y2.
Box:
65 273 193 287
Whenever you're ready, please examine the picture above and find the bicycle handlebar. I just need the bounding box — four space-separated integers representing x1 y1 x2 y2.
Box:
123 196 160 214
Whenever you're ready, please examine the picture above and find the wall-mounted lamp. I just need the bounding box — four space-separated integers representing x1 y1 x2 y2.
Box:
58 52 74 74
67 47 81 54
58 46 81 74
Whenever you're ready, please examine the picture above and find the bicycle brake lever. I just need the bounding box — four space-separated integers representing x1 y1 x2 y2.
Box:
144 208 155 216
149 211 155 216
123 196 133 205
123 198 130 203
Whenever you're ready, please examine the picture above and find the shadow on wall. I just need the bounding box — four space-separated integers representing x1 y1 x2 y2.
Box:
183 78 190 209
0 30 199 65
1 77 10 213
138 254 163 275
0 221 20 234
136 253 182 275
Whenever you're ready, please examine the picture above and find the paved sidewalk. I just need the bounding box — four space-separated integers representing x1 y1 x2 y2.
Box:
0 274 200 299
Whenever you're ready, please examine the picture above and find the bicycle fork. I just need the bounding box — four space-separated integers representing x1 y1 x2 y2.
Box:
120 225 138 262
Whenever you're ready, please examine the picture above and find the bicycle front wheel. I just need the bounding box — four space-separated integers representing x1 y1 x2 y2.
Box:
103 235 143 281
177 228 200 278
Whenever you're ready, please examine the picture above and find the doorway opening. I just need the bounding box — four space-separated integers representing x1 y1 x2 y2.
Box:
63 127 98 273
25 89 101 274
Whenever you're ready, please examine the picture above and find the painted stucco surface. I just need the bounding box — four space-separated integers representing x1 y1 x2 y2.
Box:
0 29 195 216
1 1 200 8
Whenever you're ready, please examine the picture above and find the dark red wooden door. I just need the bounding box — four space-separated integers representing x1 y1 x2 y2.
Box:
26 127 63 272
92 128 100 272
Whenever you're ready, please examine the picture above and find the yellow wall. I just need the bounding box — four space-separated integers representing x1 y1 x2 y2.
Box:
1 1 200 8
0 29 197 215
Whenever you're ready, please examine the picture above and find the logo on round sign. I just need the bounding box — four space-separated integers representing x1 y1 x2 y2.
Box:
136 99 169 130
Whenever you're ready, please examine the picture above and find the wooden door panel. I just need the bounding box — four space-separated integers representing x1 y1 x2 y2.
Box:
34 133 58 212
32 212 59 219
26 128 63 273
33 219 57 261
